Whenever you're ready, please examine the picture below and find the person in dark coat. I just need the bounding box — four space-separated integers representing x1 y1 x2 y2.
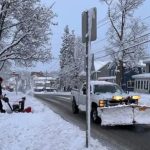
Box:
0 77 5 113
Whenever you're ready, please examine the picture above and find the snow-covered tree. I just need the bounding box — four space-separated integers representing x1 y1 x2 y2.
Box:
73 37 86 87
100 0 148 85
59 25 76 90
0 0 56 70
0 61 12 80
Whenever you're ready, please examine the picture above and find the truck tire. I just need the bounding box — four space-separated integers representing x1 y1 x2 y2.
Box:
91 107 101 124
72 99 79 114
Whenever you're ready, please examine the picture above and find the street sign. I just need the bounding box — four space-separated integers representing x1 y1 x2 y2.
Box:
82 7 97 148
82 7 97 43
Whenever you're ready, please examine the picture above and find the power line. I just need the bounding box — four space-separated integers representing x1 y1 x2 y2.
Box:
93 31 150 54
94 39 150 60
93 17 150 46
97 15 150 29
92 38 106 45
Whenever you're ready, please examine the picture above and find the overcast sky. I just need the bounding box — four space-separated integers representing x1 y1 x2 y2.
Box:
27 0 150 72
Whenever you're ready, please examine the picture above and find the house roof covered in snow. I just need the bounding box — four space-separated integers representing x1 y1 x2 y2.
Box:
90 80 116 86
132 73 150 79
33 77 56 80
143 58 150 64
94 60 110 71
137 60 146 67
98 76 116 80
79 70 86 76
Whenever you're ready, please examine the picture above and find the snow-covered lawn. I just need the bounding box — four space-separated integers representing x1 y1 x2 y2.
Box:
33 91 71 95
0 91 107 150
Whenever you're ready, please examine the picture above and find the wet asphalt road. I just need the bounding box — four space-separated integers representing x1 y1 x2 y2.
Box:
34 93 150 150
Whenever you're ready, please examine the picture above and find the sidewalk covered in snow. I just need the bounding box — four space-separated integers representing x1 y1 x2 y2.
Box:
0 91 107 150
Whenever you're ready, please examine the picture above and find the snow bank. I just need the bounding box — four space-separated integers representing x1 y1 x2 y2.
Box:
33 91 71 96
130 92 150 106
0 91 107 150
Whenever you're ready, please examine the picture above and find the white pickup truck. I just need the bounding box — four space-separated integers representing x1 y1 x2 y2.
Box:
71 80 150 126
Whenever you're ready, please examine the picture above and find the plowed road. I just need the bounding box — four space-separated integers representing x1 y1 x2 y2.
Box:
34 93 150 150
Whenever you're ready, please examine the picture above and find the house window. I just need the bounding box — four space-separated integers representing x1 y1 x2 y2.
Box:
144 81 146 89
137 81 139 89
136 81 138 89
138 81 140 89
147 81 149 90
127 80 134 88
141 81 143 89
145 80 148 89
111 70 114 76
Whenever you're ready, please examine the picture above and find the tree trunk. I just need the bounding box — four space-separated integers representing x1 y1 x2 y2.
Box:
116 60 124 87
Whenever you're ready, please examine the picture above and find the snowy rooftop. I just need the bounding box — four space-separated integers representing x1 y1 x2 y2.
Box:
137 60 146 67
98 76 116 80
143 58 150 64
33 77 56 80
90 80 116 86
94 60 110 71
132 73 150 79
79 70 86 76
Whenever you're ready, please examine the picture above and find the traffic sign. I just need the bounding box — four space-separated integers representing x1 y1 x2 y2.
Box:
82 7 97 43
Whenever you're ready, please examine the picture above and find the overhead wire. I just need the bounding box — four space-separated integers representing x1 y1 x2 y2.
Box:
93 31 150 55
93 15 150 46
94 39 150 60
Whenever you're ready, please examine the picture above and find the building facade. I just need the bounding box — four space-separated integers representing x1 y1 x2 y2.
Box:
133 59 150 93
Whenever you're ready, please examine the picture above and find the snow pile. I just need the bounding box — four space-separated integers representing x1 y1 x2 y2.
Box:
0 91 107 150
33 91 71 96
138 93 150 106
130 92 150 106
134 106 150 124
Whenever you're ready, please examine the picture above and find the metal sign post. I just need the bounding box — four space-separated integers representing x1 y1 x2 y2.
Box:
82 7 97 148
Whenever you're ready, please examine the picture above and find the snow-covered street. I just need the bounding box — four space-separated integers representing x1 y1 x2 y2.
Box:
0 91 107 150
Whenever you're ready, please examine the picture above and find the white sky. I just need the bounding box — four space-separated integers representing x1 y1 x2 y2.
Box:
27 0 150 72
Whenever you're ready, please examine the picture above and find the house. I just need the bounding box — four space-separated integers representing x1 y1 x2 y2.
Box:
33 76 57 92
132 58 150 93
92 60 146 92
91 60 110 80
31 72 44 78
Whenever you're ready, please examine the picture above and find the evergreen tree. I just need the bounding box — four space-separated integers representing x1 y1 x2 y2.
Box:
59 25 75 90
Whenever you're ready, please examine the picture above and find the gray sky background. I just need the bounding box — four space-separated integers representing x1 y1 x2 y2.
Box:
27 0 150 72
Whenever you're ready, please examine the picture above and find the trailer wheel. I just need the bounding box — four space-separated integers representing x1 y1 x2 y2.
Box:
72 99 79 114
91 107 101 124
